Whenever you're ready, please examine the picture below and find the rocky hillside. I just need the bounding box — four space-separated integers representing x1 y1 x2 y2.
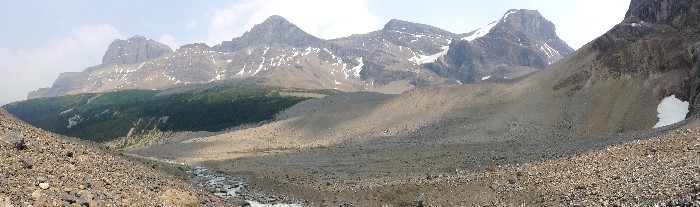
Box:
0 108 239 206
28 10 573 99
547 0 700 134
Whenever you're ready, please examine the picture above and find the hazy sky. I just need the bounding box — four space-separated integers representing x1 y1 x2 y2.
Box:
0 0 630 104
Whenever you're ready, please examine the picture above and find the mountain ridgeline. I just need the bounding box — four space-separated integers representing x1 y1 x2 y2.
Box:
28 9 573 99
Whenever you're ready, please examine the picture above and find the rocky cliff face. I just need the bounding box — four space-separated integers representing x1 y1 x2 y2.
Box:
625 0 700 29
101 36 172 65
554 0 700 114
426 9 574 83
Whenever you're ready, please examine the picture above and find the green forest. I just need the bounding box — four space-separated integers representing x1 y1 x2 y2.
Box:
3 86 333 143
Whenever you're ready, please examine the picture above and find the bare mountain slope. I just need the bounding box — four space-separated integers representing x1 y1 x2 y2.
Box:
548 0 700 134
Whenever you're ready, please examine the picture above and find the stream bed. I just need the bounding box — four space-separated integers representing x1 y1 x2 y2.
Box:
186 166 304 207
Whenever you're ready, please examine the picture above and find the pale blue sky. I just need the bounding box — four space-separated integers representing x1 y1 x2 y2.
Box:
0 0 630 104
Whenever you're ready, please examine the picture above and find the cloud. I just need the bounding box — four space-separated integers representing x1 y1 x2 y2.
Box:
0 24 124 103
159 33 181 50
199 0 381 46
186 19 199 28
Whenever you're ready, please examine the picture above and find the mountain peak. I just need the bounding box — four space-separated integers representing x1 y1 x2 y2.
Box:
216 15 323 51
500 9 540 21
101 36 172 65
263 15 290 23
495 9 557 40
383 19 411 30
463 9 555 42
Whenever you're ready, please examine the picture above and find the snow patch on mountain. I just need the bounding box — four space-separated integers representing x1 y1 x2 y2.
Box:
409 46 449 64
540 43 560 58
350 57 364 78
253 57 266 76
463 21 497 41
653 95 689 128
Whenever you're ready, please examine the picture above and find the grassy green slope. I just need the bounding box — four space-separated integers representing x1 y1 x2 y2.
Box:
3 86 329 143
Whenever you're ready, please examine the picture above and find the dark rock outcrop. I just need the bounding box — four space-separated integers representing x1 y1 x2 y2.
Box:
101 36 172 65
625 0 700 29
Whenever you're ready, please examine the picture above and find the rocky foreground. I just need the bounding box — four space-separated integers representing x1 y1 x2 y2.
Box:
227 119 699 206
0 109 243 206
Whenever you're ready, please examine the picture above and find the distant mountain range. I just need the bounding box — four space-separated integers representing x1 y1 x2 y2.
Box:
28 9 573 99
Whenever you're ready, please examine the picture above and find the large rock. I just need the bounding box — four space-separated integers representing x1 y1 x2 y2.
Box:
0 131 25 150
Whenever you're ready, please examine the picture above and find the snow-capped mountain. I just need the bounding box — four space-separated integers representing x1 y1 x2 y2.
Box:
426 9 574 84
28 11 573 99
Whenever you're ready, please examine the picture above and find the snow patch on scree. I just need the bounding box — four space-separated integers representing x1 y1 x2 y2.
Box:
653 95 689 128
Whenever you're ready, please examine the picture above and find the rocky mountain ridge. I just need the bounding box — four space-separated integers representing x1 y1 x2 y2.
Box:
28 9 573 99
427 9 574 83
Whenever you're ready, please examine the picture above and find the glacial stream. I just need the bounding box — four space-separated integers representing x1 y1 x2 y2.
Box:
164 160 304 207
187 166 303 207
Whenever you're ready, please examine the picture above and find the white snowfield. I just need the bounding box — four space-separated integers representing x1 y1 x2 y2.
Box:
409 45 450 64
462 21 497 42
653 95 689 128
463 10 520 42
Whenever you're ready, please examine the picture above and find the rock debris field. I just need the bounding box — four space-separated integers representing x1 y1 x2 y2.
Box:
0 109 245 206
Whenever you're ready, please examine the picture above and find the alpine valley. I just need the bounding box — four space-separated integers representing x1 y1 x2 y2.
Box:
3 1 700 206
